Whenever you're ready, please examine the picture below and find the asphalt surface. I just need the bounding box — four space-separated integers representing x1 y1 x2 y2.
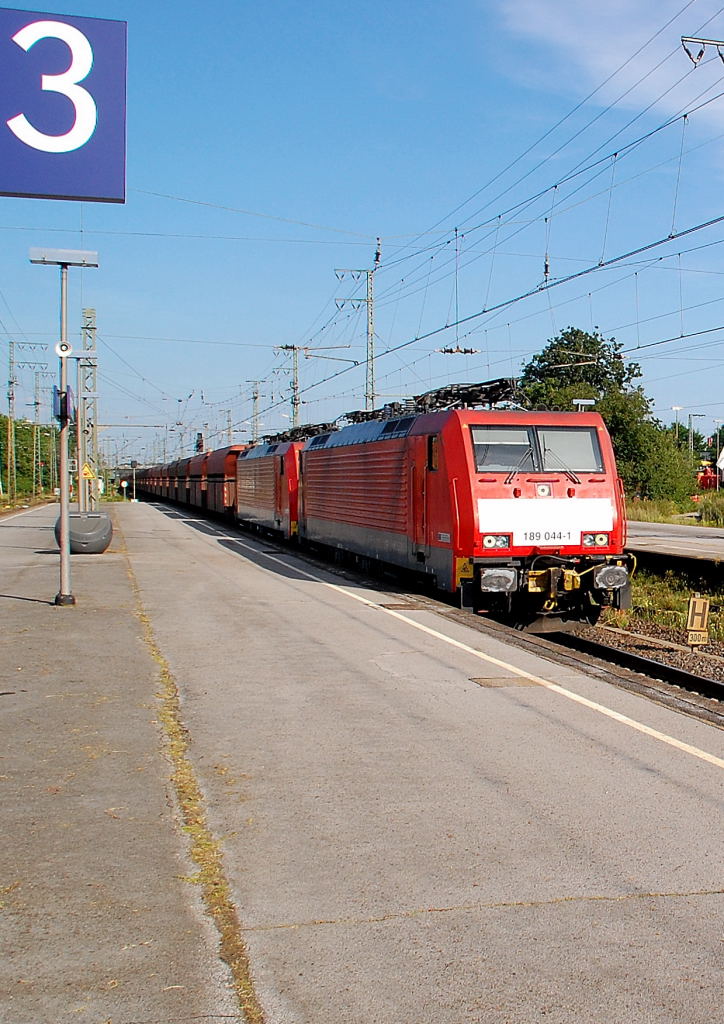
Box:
2 501 723 1024
627 518 724 560
0 503 240 1024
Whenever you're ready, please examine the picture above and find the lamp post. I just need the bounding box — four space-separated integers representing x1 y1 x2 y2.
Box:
688 412 705 458
30 248 99 606
672 405 683 442
715 419 723 490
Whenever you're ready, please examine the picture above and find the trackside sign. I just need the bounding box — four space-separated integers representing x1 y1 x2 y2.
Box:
0 7 126 202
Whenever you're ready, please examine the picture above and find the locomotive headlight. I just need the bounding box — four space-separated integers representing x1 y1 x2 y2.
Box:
482 534 510 549
583 532 610 547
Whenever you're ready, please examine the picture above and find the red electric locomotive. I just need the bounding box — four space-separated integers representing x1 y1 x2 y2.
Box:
236 441 303 540
298 406 631 626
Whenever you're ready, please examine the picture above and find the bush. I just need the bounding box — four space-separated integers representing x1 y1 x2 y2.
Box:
626 498 699 522
697 493 724 526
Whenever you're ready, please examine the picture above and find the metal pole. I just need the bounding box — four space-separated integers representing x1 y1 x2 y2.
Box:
76 355 85 511
292 345 300 427
251 383 260 443
56 263 74 605
7 340 16 501
365 240 381 411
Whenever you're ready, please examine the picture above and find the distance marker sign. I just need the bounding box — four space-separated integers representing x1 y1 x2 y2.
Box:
0 8 126 202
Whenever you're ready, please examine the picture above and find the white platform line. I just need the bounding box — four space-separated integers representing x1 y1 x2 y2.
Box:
219 532 724 772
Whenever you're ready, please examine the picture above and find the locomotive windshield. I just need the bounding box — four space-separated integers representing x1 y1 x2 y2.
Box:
471 425 603 473
538 427 603 473
471 426 535 473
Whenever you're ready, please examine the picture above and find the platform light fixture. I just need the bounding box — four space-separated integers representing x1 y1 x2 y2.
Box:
30 248 99 606
672 405 683 442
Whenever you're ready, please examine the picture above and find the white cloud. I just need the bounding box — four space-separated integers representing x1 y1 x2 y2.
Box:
493 0 724 121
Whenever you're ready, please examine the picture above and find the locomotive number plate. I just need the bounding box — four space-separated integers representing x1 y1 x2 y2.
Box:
520 529 574 543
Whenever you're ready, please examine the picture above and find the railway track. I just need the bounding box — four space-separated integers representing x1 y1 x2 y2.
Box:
553 629 724 703
433 608 724 729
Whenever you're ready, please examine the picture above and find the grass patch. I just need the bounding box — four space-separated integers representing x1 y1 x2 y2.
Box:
117 525 265 1024
602 567 724 641
626 498 699 522
697 492 724 527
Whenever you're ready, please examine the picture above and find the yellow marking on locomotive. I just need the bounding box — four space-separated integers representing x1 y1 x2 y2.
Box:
455 557 474 587
563 569 581 591
528 568 581 594
527 571 548 593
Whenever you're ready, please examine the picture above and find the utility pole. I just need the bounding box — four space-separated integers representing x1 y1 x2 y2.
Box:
78 308 100 510
225 408 233 444
688 413 704 457
6 340 47 501
335 239 381 410
277 345 301 426
33 370 54 495
247 381 263 443
6 340 16 501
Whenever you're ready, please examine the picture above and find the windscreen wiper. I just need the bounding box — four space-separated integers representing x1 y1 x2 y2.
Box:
543 447 581 485
504 446 534 484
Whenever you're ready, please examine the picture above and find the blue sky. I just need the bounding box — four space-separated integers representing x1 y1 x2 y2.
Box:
4 0 724 463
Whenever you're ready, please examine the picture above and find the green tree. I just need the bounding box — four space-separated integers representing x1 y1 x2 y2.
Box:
597 391 693 502
519 326 641 408
519 327 696 501
0 413 58 498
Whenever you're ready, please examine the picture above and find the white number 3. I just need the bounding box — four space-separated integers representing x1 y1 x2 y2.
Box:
7 20 97 154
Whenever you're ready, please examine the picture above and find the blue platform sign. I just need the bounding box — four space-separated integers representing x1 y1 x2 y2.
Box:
0 8 126 202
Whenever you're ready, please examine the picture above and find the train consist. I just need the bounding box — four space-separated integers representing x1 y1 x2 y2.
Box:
135 382 633 628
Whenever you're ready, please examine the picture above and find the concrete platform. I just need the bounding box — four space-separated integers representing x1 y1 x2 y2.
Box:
627 518 724 561
2 502 723 1024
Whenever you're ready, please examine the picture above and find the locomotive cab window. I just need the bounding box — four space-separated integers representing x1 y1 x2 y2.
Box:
539 427 603 473
471 426 535 473
470 424 604 475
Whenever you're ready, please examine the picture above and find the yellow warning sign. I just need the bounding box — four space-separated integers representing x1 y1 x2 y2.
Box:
687 593 710 648
81 463 96 480
686 594 710 631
